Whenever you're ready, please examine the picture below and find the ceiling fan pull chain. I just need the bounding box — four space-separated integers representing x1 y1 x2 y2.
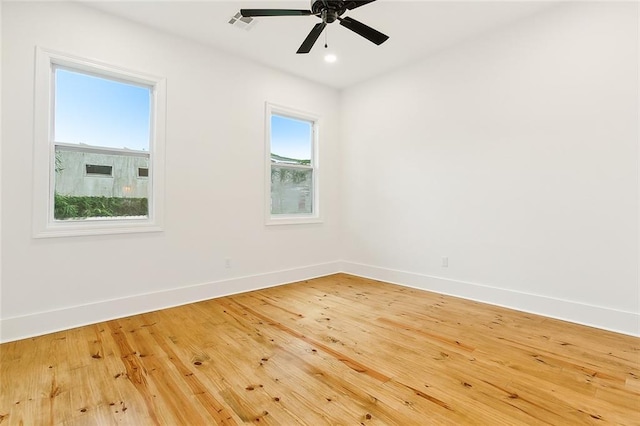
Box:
325 27 328 48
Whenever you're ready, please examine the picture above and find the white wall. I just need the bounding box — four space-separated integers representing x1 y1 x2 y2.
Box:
2 2 638 341
0 0 3 335
1 2 342 341
341 2 639 335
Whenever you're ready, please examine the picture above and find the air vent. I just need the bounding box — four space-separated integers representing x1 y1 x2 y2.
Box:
228 12 257 31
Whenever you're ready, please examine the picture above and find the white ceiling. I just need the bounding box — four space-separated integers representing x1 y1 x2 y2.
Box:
85 1 555 89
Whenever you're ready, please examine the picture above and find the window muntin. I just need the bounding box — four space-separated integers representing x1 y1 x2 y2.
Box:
33 47 166 237
266 104 320 224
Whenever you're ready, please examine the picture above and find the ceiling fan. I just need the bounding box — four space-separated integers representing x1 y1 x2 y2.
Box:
240 1 389 54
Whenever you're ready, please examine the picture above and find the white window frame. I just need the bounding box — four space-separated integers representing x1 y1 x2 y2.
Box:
32 47 166 238
265 103 321 226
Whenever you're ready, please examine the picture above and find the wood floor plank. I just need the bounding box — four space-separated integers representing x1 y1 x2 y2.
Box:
1 273 638 425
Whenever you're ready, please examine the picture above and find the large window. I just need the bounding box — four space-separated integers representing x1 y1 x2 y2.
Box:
266 104 320 225
33 48 166 237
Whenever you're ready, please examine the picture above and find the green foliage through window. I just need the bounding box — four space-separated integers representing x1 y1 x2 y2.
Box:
271 167 310 184
54 194 148 219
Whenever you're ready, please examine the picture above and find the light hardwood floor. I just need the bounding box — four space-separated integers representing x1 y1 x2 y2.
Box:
1 273 638 425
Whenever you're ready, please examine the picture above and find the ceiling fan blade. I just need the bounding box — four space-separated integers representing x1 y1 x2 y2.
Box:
338 16 389 45
345 1 377 10
240 9 313 17
297 22 327 54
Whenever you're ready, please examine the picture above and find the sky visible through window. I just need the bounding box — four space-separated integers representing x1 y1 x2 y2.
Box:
55 70 311 159
55 68 151 151
271 114 312 161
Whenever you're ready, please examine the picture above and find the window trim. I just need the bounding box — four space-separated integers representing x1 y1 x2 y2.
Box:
33 47 166 238
265 102 321 226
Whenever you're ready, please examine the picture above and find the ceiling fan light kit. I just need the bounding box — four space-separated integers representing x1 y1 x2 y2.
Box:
324 53 338 63
240 0 389 54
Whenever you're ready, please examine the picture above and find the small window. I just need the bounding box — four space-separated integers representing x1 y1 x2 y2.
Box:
265 103 320 225
86 164 113 176
33 47 166 237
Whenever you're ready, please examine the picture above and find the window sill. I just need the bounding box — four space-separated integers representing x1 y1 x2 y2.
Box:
266 215 323 226
33 219 163 238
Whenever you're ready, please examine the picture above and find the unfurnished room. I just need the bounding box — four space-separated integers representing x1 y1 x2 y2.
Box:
0 0 638 424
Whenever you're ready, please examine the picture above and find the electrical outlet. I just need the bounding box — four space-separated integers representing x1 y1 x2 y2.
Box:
225 258 232 269
442 257 449 268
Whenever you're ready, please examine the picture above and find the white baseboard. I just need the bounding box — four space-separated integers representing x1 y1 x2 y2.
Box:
0 261 342 343
341 261 640 337
2 260 637 343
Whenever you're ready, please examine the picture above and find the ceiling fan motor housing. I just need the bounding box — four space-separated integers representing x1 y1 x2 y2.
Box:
311 0 349 23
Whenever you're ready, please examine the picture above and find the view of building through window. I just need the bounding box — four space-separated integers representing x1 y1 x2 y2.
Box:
270 113 315 216
53 68 152 220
